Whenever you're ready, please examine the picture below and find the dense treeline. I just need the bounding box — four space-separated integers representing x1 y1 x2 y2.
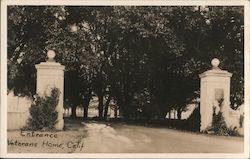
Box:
8 6 244 120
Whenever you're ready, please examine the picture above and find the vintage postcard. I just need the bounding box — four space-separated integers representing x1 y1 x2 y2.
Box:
1 0 249 158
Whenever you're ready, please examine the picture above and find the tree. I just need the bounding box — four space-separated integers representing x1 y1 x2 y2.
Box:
8 6 244 120
8 6 99 118
7 6 59 97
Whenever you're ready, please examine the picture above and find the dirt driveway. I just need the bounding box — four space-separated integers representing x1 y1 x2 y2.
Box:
77 122 244 153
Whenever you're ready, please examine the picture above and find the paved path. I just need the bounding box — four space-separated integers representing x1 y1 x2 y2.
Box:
75 122 244 153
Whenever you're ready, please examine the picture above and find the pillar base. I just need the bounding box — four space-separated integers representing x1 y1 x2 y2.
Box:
55 119 64 130
200 122 212 132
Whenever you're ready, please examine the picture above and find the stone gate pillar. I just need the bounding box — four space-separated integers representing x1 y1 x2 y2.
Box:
199 58 232 132
35 50 65 130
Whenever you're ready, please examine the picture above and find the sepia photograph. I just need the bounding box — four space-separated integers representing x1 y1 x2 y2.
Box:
1 0 249 158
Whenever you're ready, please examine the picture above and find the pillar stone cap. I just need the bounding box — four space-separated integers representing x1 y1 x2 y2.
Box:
211 58 220 69
35 62 65 70
35 50 65 70
199 69 232 78
47 50 56 62
199 58 232 78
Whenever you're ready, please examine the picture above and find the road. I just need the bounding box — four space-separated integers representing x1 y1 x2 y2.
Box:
74 122 244 153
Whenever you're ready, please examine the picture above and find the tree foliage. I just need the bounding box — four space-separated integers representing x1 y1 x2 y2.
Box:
8 6 244 119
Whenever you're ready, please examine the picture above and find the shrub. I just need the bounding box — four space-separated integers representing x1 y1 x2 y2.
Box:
227 127 240 136
24 88 60 131
210 99 240 136
211 110 228 135
187 105 201 131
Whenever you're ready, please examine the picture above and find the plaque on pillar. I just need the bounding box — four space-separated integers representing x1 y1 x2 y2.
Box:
215 88 224 101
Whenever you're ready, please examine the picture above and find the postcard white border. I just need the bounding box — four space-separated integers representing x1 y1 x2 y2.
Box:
1 0 249 158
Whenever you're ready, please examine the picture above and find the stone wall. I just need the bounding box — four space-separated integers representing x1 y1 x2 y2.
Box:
7 91 31 130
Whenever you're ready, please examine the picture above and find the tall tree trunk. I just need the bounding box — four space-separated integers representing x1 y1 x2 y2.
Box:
71 105 77 118
83 106 88 119
83 95 91 119
177 107 182 120
82 90 92 120
114 105 118 119
98 94 104 119
169 110 172 119
103 95 112 119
